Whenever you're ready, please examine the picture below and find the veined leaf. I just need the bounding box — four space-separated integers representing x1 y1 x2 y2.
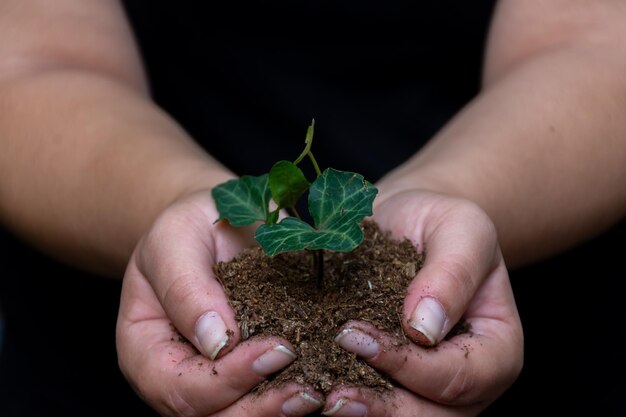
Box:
255 217 363 255
212 174 271 226
256 168 378 255
269 160 310 209
309 168 376 231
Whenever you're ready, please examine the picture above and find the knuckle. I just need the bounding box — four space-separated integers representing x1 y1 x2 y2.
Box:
162 388 198 417
161 272 199 309
435 257 475 297
437 365 476 405
122 358 198 417
143 375 198 417
221 368 261 396
377 343 420 379
382 353 409 376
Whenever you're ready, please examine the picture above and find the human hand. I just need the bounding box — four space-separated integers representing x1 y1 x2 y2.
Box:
325 189 523 416
116 191 323 417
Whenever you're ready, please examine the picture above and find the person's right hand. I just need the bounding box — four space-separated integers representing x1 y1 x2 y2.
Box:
116 190 324 417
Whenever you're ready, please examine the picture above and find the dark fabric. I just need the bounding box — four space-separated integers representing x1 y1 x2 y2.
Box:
122 0 493 181
0 229 155 417
1 1 624 416
490 219 626 416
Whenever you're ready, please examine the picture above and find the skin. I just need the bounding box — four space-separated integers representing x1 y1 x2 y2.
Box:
1 0 625 416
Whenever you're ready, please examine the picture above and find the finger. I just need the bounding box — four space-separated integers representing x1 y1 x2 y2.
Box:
322 386 483 417
136 193 255 359
117 280 300 417
334 303 522 405
216 384 324 417
375 193 500 345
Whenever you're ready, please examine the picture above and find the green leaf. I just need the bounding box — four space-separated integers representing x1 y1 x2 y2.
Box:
256 168 378 255
211 174 271 226
309 168 376 231
269 161 310 209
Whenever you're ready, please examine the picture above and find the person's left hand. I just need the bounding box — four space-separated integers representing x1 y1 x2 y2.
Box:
322 189 523 417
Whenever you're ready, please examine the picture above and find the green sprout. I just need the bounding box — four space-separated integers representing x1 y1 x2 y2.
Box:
212 120 378 284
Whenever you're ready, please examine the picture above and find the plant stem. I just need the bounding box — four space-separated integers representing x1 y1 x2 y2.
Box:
314 249 324 288
297 119 324 284
308 152 322 177
290 206 302 220
294 119 323 177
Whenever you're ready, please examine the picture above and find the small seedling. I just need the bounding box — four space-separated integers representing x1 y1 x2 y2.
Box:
212 120 378 284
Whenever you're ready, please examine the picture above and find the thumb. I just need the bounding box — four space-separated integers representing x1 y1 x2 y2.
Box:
375 191 501 346
135 194 254 359
403 200 500 346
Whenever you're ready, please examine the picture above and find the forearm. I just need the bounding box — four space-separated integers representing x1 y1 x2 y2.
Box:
0 70 232 277
378 6 626 267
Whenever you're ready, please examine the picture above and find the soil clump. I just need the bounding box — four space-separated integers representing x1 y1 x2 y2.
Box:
215 221 424 394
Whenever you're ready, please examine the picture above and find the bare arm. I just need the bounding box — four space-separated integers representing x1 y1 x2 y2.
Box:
0 0 232 277
378 0 626 267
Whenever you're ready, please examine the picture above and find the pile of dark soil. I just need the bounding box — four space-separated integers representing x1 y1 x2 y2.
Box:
215 221 424 394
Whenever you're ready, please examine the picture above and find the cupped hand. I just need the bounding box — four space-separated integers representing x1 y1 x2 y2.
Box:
325 189 523 417
116 191 323 417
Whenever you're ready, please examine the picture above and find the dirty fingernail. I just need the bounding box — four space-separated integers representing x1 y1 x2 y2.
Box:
335 328 380 359
252 345 296 376
195 311 230 360
282 392 323 417
409 297 447 345
323 398 367 417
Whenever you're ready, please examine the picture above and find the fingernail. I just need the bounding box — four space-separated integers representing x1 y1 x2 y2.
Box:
323 398 367 417
282 392 323 417
252 345 297 376
409 297 447 345
334 328 380 359
195 311 230 360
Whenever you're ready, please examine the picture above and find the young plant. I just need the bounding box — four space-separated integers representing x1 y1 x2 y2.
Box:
211 120 378 284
